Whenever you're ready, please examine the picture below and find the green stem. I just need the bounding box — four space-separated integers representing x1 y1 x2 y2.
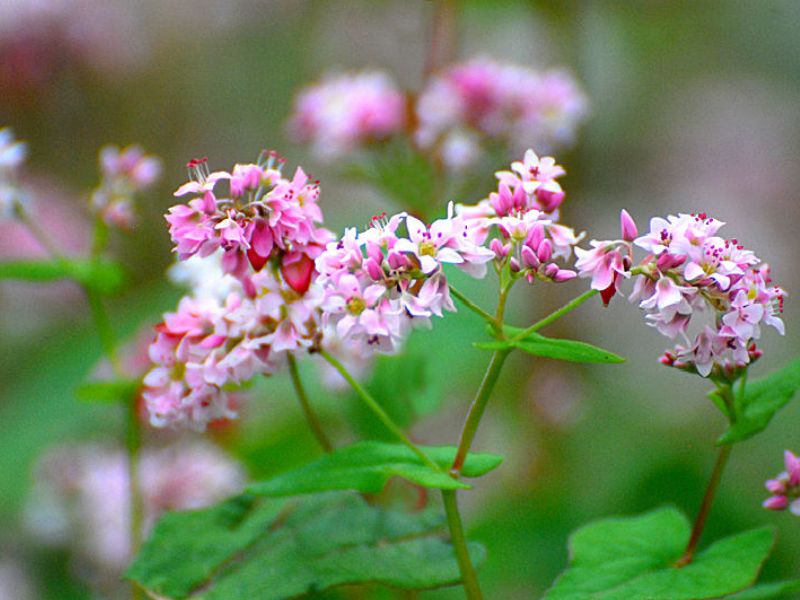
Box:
450 349 510 475
442 489 484 600
319 349 441 472
287 355 333 453
449 285 497 327
16 199 143 598
674 443 732 567
510 289 598 341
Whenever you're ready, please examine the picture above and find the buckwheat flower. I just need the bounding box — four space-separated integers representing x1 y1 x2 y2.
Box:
90 144 161 229
26 441 244 590
579 210 786 378
457 150 582 286
415 57 588 170
288 70 406 159
763 450 800 515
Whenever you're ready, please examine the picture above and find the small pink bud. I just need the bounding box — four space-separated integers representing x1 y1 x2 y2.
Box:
553 269 577 283
763 495 789 510
620 209 638 242
765 478 787 494
526 224 545 249
521 245 539 269
544 263 559 278
785 450 800 486
365 259 383 281
535 187 565 212
387 251 408 270
366 241 383 264
537 239 553 263
656 253 687 271
281 253 315 294
490 238 508 258
509 257 521 272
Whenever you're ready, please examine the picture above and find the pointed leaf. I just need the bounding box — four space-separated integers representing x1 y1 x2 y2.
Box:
247 441 503 496
719 358 800 445
546 506 774 599
476 325 624 364
127 492 485 599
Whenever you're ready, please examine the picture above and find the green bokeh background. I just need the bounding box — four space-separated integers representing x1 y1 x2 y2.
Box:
1 1 799 598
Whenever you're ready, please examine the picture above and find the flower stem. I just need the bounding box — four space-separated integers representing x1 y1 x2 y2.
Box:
510 289 598 341
450 349 510 475
287 355 332 453
674 443 732 567
319 349 441 472
16 199 143 598
449 285 497 327
442 489 484 600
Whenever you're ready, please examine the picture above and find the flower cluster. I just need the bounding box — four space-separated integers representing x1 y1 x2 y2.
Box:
90 144 161 228
0 127 27 218
415 57 588 170
456 149 581 285
146 153 333 430
26 441 244 585
166 152 332 295
315 209 494 357
577 211 786 377
288 71 407 160
763 450 800 515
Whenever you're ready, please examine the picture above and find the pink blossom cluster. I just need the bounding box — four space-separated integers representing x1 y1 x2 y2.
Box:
147 153 334 430
166 152 332 297
26 441 244 585
763 450 800 514
0 127 27 218
415 57 588 170
315 209 494 357
456 149 581 285
576 211 786 377
90 144 161 228
144 267 323 430
288 71 407 160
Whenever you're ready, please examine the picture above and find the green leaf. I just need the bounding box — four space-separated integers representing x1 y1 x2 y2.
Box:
725 579 800 599
74 379 140 404
0 257 126 294
127 492 485 599
718 358 800 445
546 506 774 599
476 325 625 364
247 441 503 496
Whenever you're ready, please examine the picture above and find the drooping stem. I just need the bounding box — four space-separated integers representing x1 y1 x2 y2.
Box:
319 349 441 472
442 489 484 600
674 443 733 567
450 349 510 475
287 355 333 453
511 289 598 341
449 285 497 327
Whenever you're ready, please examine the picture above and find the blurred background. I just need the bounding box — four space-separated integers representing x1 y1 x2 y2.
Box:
1 0 799 598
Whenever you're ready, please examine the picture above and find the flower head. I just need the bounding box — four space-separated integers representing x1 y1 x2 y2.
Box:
763 450 800 516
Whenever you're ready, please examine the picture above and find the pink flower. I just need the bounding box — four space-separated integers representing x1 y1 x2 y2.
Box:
288 71 406 159
415 58 588 170
763 450 800 516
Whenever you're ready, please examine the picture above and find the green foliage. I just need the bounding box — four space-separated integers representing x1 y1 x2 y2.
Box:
718 359 800 445
724 579 800 599
247 441 503 496
127 491 485 599
345 139 439 217
74 379 139 404
476 325 625 364
546 506 774 599
0 257 126 294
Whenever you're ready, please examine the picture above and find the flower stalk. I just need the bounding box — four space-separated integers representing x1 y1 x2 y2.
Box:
288 354 333 453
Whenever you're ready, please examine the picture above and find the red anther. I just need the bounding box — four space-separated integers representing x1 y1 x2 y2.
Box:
698 212 707 220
